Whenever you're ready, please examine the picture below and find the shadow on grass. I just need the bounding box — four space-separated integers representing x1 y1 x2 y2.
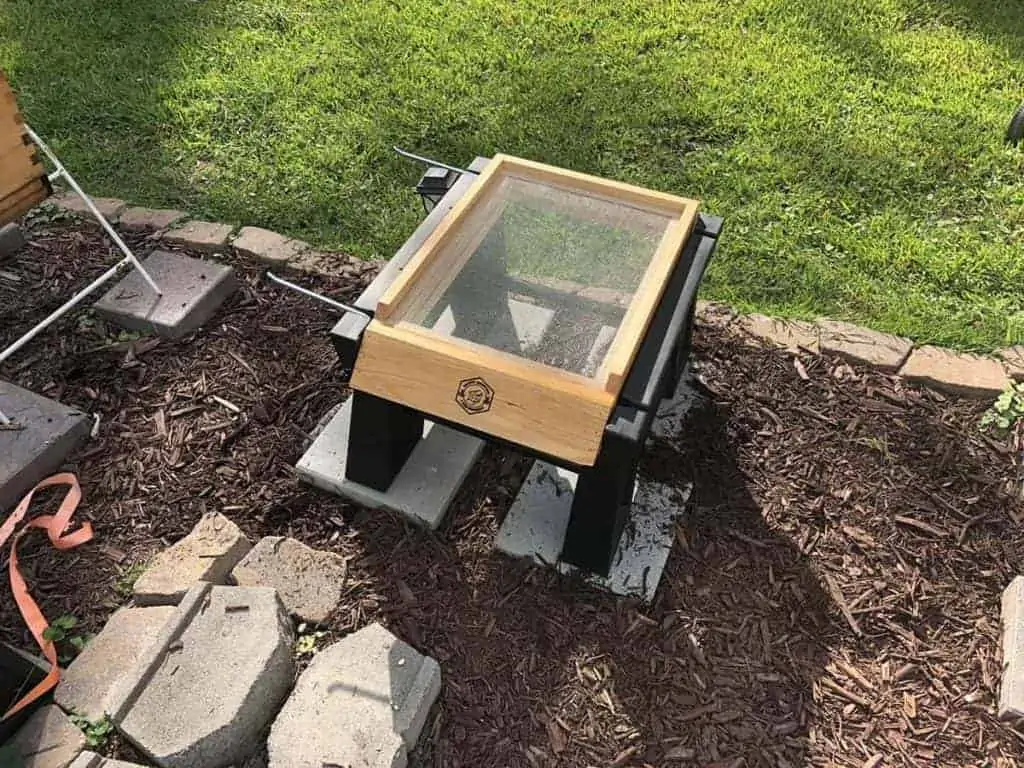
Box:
346 392 830 767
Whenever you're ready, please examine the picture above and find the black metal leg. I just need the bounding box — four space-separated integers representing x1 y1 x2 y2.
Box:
345 391 423 492
560 429 639 577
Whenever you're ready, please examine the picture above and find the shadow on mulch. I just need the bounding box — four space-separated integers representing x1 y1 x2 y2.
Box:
347 394 829 768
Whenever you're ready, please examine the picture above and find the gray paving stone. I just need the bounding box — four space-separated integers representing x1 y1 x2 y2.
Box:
162 220 234 252
93 250 238 340
899 345 1010 398
296 398 483 529
56 606 176 721
495 462 691 602
111 583 294 768
267 623 441 768
1000 576 1024 720
231 536 347 624
817 319 912 372
50 192 126 222
0 381 89 513
10 705 86 768
133 512 251 606
117 208 187 233
0 222 27 259
231 227 309 264
68 751 147 768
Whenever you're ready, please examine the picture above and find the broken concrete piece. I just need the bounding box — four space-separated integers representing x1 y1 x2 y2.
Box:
1000 576 1024 720
133 512 251 605
93 250 238 340
10 705 86 768
56 606 176 721
112 584 295 768
231 536 347 625
817 319 913 373
899 345 1010 398
267 623 441 768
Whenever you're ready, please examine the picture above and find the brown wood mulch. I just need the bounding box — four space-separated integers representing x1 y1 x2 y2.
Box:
1 216 1023 768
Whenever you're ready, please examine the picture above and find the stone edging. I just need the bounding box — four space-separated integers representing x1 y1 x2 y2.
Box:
29 191 1023 401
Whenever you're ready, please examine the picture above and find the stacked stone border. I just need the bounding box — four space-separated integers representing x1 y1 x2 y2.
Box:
19 190 1021 401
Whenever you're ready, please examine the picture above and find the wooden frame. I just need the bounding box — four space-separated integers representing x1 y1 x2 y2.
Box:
351 154 700 466
0 72 50 226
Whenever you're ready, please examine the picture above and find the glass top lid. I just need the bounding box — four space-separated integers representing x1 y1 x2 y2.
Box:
384 157 696 383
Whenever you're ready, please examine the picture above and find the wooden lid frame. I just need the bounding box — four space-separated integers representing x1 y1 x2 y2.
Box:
351 154 700 466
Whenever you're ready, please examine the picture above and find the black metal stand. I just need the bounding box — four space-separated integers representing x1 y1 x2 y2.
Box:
345 391 423 492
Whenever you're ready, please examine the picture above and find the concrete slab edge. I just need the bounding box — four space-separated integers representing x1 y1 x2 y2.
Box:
105 582 212 723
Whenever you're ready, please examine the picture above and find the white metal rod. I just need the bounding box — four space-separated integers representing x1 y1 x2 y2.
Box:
0 257 131 365
24 125 162 296
0 409 10 426
265 271 371 319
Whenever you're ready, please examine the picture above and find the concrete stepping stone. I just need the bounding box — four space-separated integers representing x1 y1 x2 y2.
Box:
68 752 147 768
55 606 176 721
9 705 86 768
230 536 347 625
0 381 89 513
133 512 251 606
267 623 441 768
93 250 238 341
109 583 294 768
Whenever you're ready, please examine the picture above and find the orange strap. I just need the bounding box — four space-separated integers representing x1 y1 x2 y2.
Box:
0 473 92 720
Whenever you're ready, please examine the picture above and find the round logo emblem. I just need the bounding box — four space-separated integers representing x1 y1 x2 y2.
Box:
455 377 494 415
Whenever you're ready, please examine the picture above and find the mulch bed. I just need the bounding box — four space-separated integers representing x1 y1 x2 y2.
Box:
2 216 1023 768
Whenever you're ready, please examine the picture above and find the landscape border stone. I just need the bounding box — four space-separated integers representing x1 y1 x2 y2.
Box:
31 196 1019 401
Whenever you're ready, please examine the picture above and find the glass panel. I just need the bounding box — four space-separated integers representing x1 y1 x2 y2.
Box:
400 172 677 379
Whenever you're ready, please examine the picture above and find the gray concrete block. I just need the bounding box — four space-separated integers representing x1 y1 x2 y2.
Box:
0 381 90 513
93 251 238 340
496 461 691 602
111 583 295 768
231 227 309 265
117 208 187 233
56 606 176 721
162 221 234 252
296 398 483 529
267 623 441 768
50 193 126 223
231 536 347 625
10 705 86 768
133 512 251 606
0 223 27 260
1000 576 1024 720
68 751 147 768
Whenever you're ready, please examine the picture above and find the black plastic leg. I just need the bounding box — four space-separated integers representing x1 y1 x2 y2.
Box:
345 391 423 492
560 427 640 577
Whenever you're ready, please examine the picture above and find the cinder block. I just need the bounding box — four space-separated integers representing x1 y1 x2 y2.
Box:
10 705 86 768
495 461 692 602
56 606 176 721
133 512 251 605
296 398 483 529
110 584 295 768
0 381 89 513
93 250 238 340
1000 576 1024 720
267 623 441 768
231 536 347 624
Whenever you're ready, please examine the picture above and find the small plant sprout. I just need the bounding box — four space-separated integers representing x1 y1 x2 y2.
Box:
42 615 92 664
980 381 1024 436
70 715 114 749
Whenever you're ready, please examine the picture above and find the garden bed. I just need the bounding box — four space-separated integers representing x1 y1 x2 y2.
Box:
2 218 1023 767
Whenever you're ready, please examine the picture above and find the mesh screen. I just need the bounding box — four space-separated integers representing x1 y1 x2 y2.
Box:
403 173 676 379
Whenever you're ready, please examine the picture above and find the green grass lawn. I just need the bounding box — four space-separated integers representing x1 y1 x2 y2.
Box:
2 0 1023 349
